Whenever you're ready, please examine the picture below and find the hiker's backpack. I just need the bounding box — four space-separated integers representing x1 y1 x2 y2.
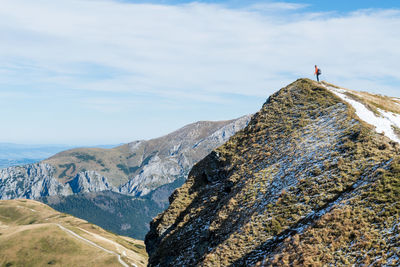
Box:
317 68 321 75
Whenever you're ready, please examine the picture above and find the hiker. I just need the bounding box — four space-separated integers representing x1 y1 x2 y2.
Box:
315 65 321 82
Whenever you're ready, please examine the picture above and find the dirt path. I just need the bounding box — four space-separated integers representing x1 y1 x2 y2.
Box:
56 224 130 267
77 227 140 267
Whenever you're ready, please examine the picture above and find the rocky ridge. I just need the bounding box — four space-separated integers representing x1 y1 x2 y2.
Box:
146 79 400 266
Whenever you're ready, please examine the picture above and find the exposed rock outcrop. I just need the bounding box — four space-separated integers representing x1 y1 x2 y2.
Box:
118 115 252 197
68 171 116 194
0 163 71 200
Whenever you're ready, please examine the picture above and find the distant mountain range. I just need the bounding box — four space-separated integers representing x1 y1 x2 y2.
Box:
0 116 251 239
0 143 72 168
0 143 121 169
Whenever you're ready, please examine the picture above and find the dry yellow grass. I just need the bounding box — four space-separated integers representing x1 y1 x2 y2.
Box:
0 199 148 267
43 146 131 185
322 81 400 115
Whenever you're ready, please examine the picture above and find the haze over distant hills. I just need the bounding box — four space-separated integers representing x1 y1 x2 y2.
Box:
0 143 73 169
0 143 124 169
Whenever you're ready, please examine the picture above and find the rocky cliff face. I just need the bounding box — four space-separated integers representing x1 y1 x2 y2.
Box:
0 163 72 200
68 171 116 194
119 116 252 197
146 79 400 266
0 163 119 199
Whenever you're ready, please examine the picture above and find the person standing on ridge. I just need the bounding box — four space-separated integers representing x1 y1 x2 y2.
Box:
315 65 321 82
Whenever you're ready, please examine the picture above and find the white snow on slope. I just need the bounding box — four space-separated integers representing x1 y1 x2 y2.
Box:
325 85 400 144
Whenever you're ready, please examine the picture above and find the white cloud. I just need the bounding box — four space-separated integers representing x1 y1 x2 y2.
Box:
1 0 399 102
247 2 308 12
0 0 400 144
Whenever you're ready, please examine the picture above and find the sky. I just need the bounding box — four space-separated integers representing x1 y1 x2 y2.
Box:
1 0 400 145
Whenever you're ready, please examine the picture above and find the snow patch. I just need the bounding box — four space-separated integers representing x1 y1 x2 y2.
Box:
326 86 400 143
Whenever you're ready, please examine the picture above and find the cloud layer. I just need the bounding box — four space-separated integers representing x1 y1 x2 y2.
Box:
0 0 399 144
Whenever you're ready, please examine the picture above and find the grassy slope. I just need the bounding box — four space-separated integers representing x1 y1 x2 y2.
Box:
0 199 148 267
43 146 130 186
39 178 185 241
146 78 399 266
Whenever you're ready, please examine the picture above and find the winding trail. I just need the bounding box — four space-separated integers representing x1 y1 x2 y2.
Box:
56 224 131 267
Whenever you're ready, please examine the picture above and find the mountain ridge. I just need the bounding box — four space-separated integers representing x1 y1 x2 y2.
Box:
146 78 400 266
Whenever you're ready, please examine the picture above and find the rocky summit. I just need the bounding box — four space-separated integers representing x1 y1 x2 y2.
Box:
146 79 400 266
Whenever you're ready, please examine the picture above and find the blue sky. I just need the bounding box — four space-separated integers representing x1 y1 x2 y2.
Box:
1 0 400 145
120 0 400 11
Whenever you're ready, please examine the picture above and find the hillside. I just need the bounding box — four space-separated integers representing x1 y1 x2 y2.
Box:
146 78 400 266
0 199 147 267
40 189 169 240
43 117 251 195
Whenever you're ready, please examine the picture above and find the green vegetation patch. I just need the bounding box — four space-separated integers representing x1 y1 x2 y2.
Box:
58 163 76 179
72 152 96 162
41 191 163 240
117 164 130 175
115 164 140 175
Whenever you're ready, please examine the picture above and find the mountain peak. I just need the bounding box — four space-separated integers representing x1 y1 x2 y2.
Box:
146 79 400 266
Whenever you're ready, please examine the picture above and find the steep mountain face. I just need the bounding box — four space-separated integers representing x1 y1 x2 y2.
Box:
0 199 148 267
0 164 117 200
146 79 400 266
0 164 72 200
